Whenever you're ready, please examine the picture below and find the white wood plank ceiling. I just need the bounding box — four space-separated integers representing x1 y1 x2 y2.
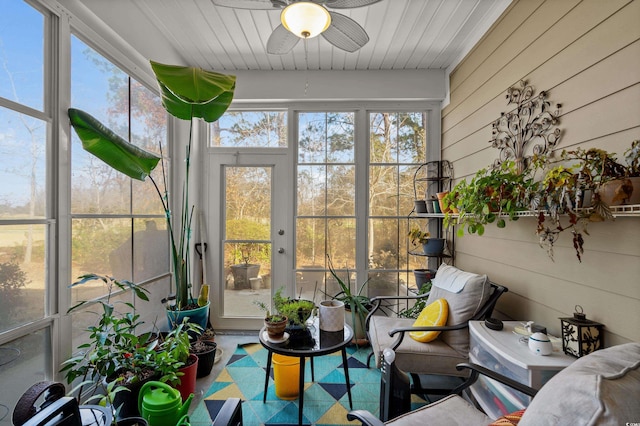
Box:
69 0 511 72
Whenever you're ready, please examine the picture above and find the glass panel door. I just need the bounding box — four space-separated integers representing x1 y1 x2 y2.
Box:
207 153 291 330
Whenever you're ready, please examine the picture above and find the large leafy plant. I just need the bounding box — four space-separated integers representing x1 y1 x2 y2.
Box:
443 160 538 236
69 61 235 310
326 254 371 331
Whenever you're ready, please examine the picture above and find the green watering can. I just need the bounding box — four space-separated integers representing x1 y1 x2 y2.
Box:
138 381 193 426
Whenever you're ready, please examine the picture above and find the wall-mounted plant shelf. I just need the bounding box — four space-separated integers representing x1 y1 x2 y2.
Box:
416 204 640 220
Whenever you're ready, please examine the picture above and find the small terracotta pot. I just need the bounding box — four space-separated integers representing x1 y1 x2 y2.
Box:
437 191 451 213
265 316 288 338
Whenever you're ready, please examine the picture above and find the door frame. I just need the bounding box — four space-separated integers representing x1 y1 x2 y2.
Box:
205 149 293 330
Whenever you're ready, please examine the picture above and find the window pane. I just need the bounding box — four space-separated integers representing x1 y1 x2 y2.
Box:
71 36 130 214
397 112 426 164
133 218 169 283
213 111 287 147
71 218 131 303
299 112 327 163
0 329 49 421
223 165 272 317
369 165 398 217
327 218 355 269
224 167 271 240
297 165 326 216
327 165 355 216
131 79 166 215
0 107 47 218
326 113 354 163
296 218 326 269
0 225 46 333
0 1 44 111
369 218 401 269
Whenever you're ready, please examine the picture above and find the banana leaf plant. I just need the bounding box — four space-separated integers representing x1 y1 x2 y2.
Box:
69 61 235 311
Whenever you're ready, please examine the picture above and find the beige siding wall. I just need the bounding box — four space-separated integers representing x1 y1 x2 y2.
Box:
442 0 640 346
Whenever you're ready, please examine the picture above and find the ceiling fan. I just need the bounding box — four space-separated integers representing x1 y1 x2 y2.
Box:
211 0 382 54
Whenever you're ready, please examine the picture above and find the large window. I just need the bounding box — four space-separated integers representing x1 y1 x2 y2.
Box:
0 5 172 414
368 112 427 297
0 1 49 417
70 37 169 335
295 111 428 301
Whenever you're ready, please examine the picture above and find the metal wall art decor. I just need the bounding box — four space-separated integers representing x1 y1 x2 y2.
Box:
490 80 562 173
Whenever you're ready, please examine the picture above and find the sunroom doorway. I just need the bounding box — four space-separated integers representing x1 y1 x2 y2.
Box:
207 152 292 330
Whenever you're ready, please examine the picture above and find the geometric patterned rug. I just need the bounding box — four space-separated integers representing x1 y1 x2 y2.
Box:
189 343 428 425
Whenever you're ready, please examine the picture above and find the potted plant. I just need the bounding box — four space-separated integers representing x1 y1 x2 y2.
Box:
68 61 236 330
190 336 218 378
158 318 202 402
273 287 315 328
326 255 371 344
254 300 288 339
60 274 167 420
442 160 536 237
562 147 628 208
407 227 445 256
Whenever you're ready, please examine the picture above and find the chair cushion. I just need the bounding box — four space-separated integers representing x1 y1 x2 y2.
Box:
520 342 640 426
385 395 491 426
368 316 468 375
409 298 448 343
428 264 490 353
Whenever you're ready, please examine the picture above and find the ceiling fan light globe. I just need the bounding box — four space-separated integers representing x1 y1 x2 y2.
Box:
281 2 331 39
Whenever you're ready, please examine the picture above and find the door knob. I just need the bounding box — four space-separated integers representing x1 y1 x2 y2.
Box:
278 248 285 254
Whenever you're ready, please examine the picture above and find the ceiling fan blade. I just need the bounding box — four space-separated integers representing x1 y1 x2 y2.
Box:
211 0 284 10
267 25 301 54
321 12 369 52
323 0 383 9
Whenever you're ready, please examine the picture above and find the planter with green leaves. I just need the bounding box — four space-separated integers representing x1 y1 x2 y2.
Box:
60 274 176 420
158 318 202 402
326 255 371 343
254 300 288 339
68 61 236 328
407 228 445 256
443 160 536 237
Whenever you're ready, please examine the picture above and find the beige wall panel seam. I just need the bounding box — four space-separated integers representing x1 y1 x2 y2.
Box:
447 0 545 96
444 0 635 128
445 0 583 118
444 40 640 153
455 253 640 342
558 83 640 146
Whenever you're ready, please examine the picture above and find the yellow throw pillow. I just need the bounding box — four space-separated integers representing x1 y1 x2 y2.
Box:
409 298 449 342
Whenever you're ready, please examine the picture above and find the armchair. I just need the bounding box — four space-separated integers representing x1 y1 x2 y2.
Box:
348 342 640 425
366 264 507 395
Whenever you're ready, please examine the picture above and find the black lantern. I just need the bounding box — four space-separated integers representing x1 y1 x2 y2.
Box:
559 305 604 358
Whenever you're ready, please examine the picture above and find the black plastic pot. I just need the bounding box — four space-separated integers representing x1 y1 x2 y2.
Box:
413 269 435 287
414 200 428 213
193 340 217 378
116 417 148 426
109 370 160 420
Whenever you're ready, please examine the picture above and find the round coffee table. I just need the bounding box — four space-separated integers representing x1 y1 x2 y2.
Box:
259 318 354 426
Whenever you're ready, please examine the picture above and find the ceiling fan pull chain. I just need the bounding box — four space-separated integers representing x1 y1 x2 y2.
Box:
304 36 310 96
